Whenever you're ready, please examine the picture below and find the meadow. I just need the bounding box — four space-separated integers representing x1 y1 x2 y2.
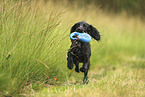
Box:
0 0 145 96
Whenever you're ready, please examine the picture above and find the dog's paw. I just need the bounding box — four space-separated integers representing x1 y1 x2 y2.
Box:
80 67 86 72
68 66 73 70
83 78 89 84
75 68 80 73
67 63 74 69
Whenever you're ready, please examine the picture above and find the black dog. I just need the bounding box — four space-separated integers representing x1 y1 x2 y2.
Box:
67 21 101 84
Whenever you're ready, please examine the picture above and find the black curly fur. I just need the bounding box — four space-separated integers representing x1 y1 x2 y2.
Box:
67 21 101 84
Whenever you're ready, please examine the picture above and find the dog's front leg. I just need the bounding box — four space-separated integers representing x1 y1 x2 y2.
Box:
74 60 80 73
80 57 90 72
67 52 74 69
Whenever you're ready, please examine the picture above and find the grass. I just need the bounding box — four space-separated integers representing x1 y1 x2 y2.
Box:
0 0 145 97
32 67 145 97
0 0 65 95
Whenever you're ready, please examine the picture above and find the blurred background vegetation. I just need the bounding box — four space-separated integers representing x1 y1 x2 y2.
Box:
0 0 145 96
51 0 145 19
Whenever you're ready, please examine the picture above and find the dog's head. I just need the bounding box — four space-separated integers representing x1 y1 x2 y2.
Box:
70 21 100 41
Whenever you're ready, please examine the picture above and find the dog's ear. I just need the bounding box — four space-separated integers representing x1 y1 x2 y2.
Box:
70 23 78 33
87 25 100 41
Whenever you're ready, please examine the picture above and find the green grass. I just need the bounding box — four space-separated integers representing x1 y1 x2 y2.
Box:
0 0 66 95
0 0 145 97
32 67 145 97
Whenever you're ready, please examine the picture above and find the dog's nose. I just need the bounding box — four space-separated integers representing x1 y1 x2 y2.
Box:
76 27 84 32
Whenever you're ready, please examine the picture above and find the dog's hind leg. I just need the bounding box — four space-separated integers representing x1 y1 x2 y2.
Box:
83 70 89 84
80 58 90 84
83 62 90 84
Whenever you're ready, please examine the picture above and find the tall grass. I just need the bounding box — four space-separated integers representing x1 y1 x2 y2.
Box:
0 0 67 95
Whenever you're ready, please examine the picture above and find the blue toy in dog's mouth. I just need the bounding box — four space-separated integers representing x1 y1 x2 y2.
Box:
70 32 91 43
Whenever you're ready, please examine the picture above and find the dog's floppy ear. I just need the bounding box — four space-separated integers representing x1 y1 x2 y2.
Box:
87 25 100 41
70 23 78 33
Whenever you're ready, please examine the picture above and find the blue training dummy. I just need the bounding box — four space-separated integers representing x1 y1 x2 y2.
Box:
70 32 91 43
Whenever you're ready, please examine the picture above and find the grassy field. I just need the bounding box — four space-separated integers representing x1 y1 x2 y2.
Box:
0 0 145 97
